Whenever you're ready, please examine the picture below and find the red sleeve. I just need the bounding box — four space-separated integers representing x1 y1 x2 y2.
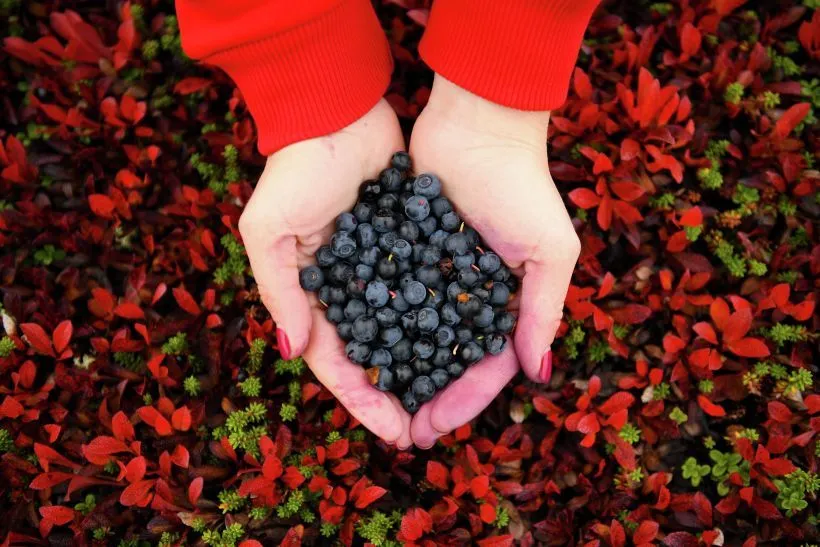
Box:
176 0 392 155
419 0 601 111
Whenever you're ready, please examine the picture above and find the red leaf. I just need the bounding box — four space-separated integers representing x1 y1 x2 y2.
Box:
39 505 74 526
173 77 211 95
239 541 264 547
30 472 74 490
680 22 702 57
620 138 640 161
692 322 718 344
354 486 387 508
171 407 192 431
263 456 283 480
593 153 614 174
751 496 782 519
114 302 144 320
609 304 652 324
82 435 131 465
172 445 190 468
52 320 73 354
88 194 115 219
470 475 490 498
400 508 432 541
331 459 360 475
426 461 449 490
20 323 54 356
722 309 751 342
610 520 627 547
633 520 659 544
573 68 593 100
774 103 811 138
125 456 146 483
726 338 770 358
477 536 514 547
120 479 154 507
136 407 173 436
767 401 793 423
173 287 201 315
34 443 78 472
326 439 349 460
569 188 601 209
610 181 645 201
697 395 726 417
578 413 601 434
598 392 635 415
693 492 713 527
663 531 700 547
188 476 203 505
152 283 167 305
0 396 24 419
480 503 497 524
679 207 703 227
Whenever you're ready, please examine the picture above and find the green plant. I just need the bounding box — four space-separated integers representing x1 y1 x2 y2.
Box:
247 338 266 373
685 225 703 242
774 469 820 515
588 340 610 363
653 382 671 401
141 39 159 60
786 368 813 395
0 428 14 452
202 523 244 547
218 489 246 513
724 82 745 104
114 351 144 371
714 240 747 277
249 507 269 520
162 332 188 355
356 510 402 547
158 532 179 547
682 457 711 487
760 90 781 109
619 423 641 445
321 523 340 538
280 403 298 422
698 379 714 393
326 430 342 444
184 376 201 396
763 324 809 348
748 259 767 276
214 234 249 285
215 402 268 456
33 244 65 266
649 192 675 210
493 506 510 528
0 336 16 357
737 428 760 441
768 47 802 76
562 323 585 360
709 450 750 495
74 493 97 515
276 489 305 518
669 407 688 425
238 376 262 397
92 528 109 540
275 356 306 376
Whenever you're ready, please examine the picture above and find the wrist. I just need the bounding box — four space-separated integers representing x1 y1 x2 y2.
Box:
425 75 551 145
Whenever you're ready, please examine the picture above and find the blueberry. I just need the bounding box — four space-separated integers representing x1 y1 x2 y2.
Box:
353 202 374 225
403 281 427 306
318 285 331 304
326 304 345 324
412 375 436 402
418 216 437 237
421 246 442 266
344 299 366 320
484 333 506 355
328 286 347 304
329 262 354 286
445 232 468 255
352 316 379 343
456 293 482 317
402 391 420 413
390 291 410 312
337 322 353 341
471 287 490 301
478 252 501 274
416 265 441 286
455 326 473 344
346 278 366 298
370 348 392 367
432 347 452 367
365 281 390 308
316 245 337 267
376 257 398 279
431 197 453 218
393 363 414 385
413 173 442 199
441 211 460 231
359 180 383 202
391 338 413 362
463 227 480 247
492 267 511 282
391 239 412 260
379 325 403 347
377 193 399 211
375 307 399 327
345 340 371 364
371 366 395 392
396 259 412 275
434 326 456 347
423 288 445 309
446 362 465 378
330 231 357 258
457 270 480 288
372 209 398 232
473 305 495 328
380 167 403 192
429 230 449 248
299 266 324 291
417 308 439 332
405 195 431 221
413 359 434 377
398 221 419 242
495 312 516 334
358 246 381 266
490 283 510 306
356 223 377 247
453 252 475 270
440 303 461 326
413 339 435 359
379 231 398 252
355 264 374 281
447 282 466 303
412 243 428 263
401 310 418 332
506 276 519 293
336 212 358 233
460 341 484 364
391 151 412 171
398 273 415 290
398 192 412 209
430 369 450 389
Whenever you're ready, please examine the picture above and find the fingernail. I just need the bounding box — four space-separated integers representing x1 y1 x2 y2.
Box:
276 328 291 360
539 349 552 383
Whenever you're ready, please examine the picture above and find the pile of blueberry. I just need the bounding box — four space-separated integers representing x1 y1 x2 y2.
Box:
299 152 518 413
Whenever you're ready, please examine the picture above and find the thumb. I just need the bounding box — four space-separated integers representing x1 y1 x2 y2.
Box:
241 226 313 360
514 232 580 383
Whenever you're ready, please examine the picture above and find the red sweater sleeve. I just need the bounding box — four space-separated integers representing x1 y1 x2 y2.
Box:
420 0 601 111
176 0 392 155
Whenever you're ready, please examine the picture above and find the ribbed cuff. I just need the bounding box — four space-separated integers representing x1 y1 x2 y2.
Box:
203 0 392 155
419 0 600 111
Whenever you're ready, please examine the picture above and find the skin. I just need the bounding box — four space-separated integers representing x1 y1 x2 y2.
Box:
239 77 580 449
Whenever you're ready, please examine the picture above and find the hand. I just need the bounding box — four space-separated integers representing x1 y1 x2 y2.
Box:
239 100 413 448
408 76 581 448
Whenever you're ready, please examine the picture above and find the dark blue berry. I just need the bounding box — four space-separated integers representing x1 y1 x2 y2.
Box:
390 338 413 362
330 231 357 258
329 262 354 286
455 326 473 344
316 245 337 267
318 285 331 304
412 375 436 402
434 326 456 347
371 366 395 391
463 227 480 247
473 305 495 328
400 310 418 332
391 151 412 171
492 267 511 282
440 303 461 326
390 291 410 312
346 278 366 298
394 363 414 385
345 340 370 364
412 359 434 377
328 286 347 304
379 325 403 347
404 195 431 221
440 211 460 231
380 167 403 191
353 202 373 222
417 265 441 286
413 173 442 199
398 221 419 242
418 216 437 237
453 252 475 270
326 304 345 324
431 197 453 218
372 209 398 232
445 232 468 255
391 239 412 260
420 246 442 266
413 339 435 359
370 348 392 367
375 307 399 327
356 223 377 247
365 281 389 308
378 231 398 252
402 391 420 413
417 308 439 332
378 193 399 211
355 264 374 281
376 257 397 278
423 288 445 309
336 212 358 233
429 230 449 248
457 270 480 288
403 281 427 306
352 316 379 343
447 282 466 302
432 347 452 367
358 246 381 266
495 312 515 334
460 341 484 364
412 243 427 263
299 266 324 291
344 299 366 320
478 252 501 274
471 287 490 301
446 362 465 378
430 369 450 389
337 322 353 341
456 293 482 317
484 333 506 355
490 283 510 306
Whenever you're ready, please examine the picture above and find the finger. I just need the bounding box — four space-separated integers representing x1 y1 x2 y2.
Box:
514 233 579 383
242 229 313 360
303 308 405 443
390 395 413 450
411 346 518 446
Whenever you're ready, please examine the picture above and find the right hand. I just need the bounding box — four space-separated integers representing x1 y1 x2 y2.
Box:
239 99 413 448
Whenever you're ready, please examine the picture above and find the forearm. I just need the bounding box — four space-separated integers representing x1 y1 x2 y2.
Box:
176 0 392 155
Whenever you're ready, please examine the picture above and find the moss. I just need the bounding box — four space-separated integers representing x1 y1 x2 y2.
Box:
184 376 201 397
218 489 246 513
238 376 262 397
275 357 306 376
356 511 401 547
619 423 641 444
763 324 809 348
280 403 298 422
669 407 688 425
162 332 188 355
0 428 14 452
724 82 745 104
33 244 65 266
0 336 16 357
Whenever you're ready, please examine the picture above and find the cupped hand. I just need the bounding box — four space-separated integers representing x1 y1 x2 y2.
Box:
408 76 581 448
239 100 413 448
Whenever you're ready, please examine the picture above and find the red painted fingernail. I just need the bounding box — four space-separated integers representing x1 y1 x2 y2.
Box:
539 349 553 383
276 328 291 360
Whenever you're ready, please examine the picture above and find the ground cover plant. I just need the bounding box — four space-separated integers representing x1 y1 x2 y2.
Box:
0 0 817 545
